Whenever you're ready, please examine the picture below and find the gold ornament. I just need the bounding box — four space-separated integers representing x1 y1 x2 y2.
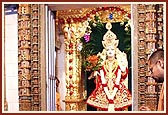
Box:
102 22 119 49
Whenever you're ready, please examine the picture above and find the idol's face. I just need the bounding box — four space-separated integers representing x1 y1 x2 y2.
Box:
106 46 115 57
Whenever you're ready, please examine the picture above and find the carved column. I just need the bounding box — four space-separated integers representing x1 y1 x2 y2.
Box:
30 4 41 111
18 4 32 111
137 4 164 111
62 22 87 111
18 4 41 111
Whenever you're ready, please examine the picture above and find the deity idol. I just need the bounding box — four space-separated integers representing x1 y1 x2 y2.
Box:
86 22 132 111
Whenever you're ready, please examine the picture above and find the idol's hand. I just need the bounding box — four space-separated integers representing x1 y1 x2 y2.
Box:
116 52 128 72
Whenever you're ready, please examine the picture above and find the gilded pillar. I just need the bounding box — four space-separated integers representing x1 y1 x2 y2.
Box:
62 22 87 111
18 4 41 111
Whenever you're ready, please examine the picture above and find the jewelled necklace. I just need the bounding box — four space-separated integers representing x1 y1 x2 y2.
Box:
100 59 122 111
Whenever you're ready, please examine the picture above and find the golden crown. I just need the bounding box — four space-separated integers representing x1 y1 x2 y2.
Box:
102 22 119 49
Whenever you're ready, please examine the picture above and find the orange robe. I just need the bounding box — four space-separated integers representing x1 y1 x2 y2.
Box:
157 83 164 111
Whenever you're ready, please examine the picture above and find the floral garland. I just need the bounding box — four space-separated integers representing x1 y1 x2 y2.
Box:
58 6 131 24
77 10 131 72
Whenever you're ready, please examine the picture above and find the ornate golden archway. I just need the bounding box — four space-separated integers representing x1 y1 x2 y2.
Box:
57 5 131 111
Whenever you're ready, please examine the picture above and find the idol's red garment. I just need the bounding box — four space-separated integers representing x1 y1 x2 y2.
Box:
86 63 132 111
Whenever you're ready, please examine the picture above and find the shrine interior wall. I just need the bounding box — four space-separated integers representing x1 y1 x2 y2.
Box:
4 12 19 112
